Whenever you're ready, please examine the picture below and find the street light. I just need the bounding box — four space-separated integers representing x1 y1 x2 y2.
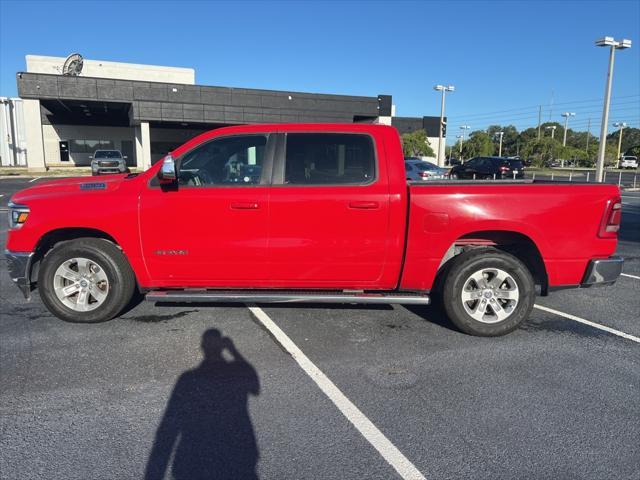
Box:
434 84 455 167
613 121 627 168
459 125 470 161
561 112 576 146
495 131 505 157
595 36 632 182
545 125 557 139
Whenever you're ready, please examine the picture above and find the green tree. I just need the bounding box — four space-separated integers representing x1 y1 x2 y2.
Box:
608 127 640 156
486 125 519 156
625 145 640 157
461 131 494 158
401 129 435 158
521 137 560 167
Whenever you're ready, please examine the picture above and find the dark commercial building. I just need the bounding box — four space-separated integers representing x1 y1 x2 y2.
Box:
0 55 441 170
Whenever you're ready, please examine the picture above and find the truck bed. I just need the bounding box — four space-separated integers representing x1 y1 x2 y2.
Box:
400 181 620 291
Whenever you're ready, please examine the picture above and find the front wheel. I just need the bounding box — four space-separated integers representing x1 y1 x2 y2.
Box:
38 238 136 323
441 248 535 336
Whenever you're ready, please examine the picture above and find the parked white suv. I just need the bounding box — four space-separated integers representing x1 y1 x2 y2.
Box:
620 156 638 169
90 150 129 175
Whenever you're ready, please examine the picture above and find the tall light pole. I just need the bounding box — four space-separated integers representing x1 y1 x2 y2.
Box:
561 112 575 146
545 125 557 139
595 36 632 182
495 131 504 157
459 125 470 161
613 121 627 167
434 84 455 167
457 134 463 156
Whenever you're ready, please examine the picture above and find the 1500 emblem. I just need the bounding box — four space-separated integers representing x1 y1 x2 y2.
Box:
154 250 189 256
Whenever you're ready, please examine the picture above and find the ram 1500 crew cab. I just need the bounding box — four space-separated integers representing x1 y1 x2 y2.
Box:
5 124 624 336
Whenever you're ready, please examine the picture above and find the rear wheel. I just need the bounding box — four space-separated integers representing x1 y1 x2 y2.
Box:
441 248 535 336
451 172 459 179
38 238 136 323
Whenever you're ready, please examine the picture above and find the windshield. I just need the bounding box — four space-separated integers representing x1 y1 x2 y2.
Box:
94 150 122 159
409 161 439 171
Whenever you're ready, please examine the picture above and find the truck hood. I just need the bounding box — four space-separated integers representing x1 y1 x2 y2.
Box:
10 174 132 205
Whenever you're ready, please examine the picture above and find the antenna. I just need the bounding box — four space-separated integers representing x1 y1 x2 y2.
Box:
62 53 84 76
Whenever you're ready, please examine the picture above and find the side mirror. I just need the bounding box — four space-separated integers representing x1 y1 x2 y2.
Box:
158 154 177 183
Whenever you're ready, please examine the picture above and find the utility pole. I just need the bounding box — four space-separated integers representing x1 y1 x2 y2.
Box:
561 112 576 146
595 36 632 182
613 122 627 167
433 85 455 167
585 118 591 154
545 125 557 139
459 125 470 161
496 131 505 157
537 105 542 140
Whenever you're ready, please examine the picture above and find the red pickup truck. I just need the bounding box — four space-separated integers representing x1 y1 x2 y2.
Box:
6 124 623 336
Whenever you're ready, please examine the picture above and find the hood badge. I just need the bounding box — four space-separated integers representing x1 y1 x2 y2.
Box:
80 182 107 190
154 250 189 256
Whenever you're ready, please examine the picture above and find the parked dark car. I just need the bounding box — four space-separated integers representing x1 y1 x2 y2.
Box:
449 157 525 180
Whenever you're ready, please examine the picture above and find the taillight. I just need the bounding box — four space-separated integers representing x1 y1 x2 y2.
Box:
598 198 622 238
499 166 509 172
419 171 431 178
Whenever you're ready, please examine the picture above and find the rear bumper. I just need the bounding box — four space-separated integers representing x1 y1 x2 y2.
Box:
581 256 624 287
4 250 33 299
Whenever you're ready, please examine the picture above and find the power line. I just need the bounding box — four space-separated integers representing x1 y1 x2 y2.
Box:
446 94 640 121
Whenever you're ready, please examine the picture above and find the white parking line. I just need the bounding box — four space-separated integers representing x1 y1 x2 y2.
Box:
534 304 640 343
248 306 426 480
621 273 640 280
28 176 42 183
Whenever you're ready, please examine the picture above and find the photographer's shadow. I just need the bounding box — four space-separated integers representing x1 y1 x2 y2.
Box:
145 329 260 480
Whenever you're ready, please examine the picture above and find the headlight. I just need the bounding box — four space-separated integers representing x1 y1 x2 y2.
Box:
8 202 29 229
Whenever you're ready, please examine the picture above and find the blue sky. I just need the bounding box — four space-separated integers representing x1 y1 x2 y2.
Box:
1 0 638 141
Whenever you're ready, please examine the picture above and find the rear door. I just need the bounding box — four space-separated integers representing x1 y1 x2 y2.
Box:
267 131 392 288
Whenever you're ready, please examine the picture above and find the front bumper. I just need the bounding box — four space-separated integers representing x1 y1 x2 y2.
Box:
581 256 624 287
4 250 34 299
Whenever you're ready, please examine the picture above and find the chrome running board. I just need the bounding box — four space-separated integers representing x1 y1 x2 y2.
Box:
145 290 430 305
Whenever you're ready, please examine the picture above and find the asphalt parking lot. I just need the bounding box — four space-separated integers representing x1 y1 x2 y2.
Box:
1 177 639 480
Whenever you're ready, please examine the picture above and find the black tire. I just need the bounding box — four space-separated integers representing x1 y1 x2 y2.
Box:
451 172 459 179
440 247 535 336
38 238 136 323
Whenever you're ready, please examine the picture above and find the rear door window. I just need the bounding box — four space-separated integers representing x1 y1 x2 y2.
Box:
284 133 375 185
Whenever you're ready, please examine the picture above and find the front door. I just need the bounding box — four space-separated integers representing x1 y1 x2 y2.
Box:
139 133 274 287
267 132 391 288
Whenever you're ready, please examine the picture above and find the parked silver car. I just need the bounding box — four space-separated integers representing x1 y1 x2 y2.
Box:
404 158 448 181
90 150 129 175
